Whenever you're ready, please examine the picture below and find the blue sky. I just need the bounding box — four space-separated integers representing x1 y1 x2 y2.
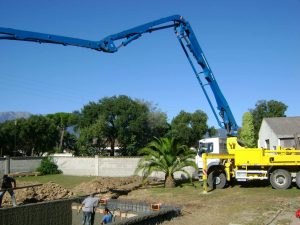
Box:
1 0 299 128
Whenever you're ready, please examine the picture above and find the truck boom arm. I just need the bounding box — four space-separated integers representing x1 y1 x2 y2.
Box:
0 15 238 135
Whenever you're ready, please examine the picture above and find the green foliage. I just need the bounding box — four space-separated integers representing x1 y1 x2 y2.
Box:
207 126 217 137
250 100 287 142
78 95 169 156
0 116 59 156
135 137 197 188
141 100 170 138
62 132 77 150
46 112 79 152
167 110 208 147
0 120 17 156
37 157 61 175
240 112 256 147
77 122 106 156
19 115 59 156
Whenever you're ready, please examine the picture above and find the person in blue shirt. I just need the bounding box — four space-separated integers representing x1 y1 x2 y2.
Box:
101 207 113 224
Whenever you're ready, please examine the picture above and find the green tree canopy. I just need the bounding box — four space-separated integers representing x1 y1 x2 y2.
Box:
0 120 17 156
46 112 79 152
207 126 218 138
77 120 107 156
18 115 59 156
250 100 287 142
79 95 167 156
239 112 256 147
139 100 170 139
135 137 197 188
168 110 208 147
0 116 59 156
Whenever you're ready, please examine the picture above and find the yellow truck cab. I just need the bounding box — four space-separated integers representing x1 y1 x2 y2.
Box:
201 137 300 190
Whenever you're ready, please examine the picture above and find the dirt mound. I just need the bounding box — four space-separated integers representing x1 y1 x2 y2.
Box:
71 176 142 197
1 182 74 207
1 176 143 207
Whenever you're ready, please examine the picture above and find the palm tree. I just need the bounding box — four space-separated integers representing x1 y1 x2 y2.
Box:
135 137 197 188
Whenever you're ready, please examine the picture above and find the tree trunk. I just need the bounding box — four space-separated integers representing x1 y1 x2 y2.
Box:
59 128 65 152
164 175 176 188
110 139 115 156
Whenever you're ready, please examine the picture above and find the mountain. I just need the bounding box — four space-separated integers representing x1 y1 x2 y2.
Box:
0 112 32 123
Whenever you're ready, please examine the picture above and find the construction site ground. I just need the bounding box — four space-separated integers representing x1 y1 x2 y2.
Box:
2 175 300 225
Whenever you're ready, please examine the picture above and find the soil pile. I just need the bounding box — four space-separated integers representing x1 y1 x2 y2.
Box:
72 176 142 197
1 182 74 207
2 176 143 207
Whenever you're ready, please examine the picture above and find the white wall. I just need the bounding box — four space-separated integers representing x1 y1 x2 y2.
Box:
0 157 43 174
0 156 197 179
97 157 141 177
10 158 42 173
0 158 6 174
53 157 95 176
258 120 278 149
53 156 197 179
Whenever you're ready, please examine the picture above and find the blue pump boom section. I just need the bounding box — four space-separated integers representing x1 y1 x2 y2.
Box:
0 15 238 135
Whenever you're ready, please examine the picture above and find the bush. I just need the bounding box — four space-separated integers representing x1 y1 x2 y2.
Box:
37 157 62 175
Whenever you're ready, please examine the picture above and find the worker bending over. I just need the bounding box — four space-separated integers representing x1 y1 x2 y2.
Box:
0 174 17 208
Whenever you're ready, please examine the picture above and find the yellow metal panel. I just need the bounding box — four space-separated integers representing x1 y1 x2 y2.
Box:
226 137 300 166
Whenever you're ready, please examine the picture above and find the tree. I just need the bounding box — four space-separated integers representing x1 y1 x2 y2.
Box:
239 112 256 147
79 102 102 128
37 157 61 175
207 126 217 138
62 132 78 154
168 110 208 147
18 115 59 156
46 112 79 152
79 95 153 156
135 137 197 188
77 121 107 156
140 100 170 139
250 100 287 142
0 116 60 156
0 120 17 156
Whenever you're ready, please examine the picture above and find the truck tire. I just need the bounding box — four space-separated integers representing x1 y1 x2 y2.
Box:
296 172 300 188
207 169 227 189
270 169 291 190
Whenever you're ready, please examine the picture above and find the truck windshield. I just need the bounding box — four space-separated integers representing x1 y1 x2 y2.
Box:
198 142 213 155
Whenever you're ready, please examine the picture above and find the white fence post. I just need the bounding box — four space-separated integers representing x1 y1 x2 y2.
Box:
95 155 99 176
4 155 10 174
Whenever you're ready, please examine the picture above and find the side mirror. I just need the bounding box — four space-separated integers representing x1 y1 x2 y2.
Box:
198 150 205 156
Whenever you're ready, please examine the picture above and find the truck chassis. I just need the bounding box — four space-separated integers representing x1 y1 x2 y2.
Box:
202 137 300 191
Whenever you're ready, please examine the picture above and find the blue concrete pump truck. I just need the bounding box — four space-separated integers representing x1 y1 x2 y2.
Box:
3 16 299 191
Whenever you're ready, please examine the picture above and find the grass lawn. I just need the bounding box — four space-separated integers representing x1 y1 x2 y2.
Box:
140 181 300 202
121 181 300 225
17 174 96 189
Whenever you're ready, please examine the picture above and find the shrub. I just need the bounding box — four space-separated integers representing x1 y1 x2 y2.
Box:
37 157 61 175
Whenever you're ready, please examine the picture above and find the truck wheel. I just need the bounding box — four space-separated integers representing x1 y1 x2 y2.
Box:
207 170 227 189
296 172 300 188
270 169 291 190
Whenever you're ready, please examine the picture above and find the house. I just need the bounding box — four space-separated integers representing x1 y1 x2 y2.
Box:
258 117 300 149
